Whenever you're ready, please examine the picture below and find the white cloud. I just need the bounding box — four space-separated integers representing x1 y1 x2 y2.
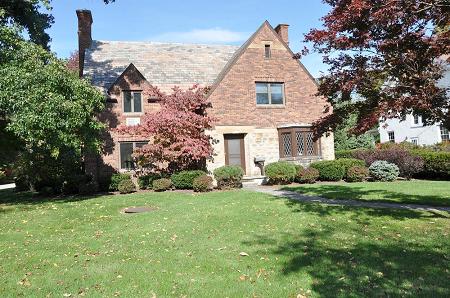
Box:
150 27 248 44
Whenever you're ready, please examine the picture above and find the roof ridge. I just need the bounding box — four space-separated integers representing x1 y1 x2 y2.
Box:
92 40 240 47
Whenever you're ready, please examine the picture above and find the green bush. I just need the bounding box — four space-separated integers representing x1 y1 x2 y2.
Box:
213 165 244 189
109 173 132 191
335 150 355 159
118 179 136 194
171 170 206 189
152 178 172 192
137 173 165 190
336 158 366 178
265 161 297 184
412 150 450 179
78 181 99 195
369 161 399 181
192 175 213 192
310 160 345 181
346 166 369 182
296 167 320 184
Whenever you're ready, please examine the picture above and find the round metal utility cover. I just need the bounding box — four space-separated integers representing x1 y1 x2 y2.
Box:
123 206 157 214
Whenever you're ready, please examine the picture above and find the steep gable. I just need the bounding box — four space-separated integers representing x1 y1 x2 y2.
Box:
208 21 330 128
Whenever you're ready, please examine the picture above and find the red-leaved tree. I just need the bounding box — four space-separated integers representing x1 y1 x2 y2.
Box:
118 84 214 174
304 0 449 136
66 51 79 73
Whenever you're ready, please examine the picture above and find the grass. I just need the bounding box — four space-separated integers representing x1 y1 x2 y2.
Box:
0 189 449 297
283 180 450 207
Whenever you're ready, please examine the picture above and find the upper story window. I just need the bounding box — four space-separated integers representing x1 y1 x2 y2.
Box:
256 82 284 105
123 91 142 113
278 127 319 158
441 125 449 142
264 44 271 58
413 114 420 125
388 131 395 143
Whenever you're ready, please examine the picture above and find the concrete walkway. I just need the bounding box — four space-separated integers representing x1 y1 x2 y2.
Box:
245 185 450 212
0 183 15 190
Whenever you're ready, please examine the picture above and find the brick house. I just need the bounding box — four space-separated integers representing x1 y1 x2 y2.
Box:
77 10 334 183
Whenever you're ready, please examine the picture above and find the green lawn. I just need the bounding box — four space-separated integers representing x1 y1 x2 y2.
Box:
1 189 449 297
283 180 450 207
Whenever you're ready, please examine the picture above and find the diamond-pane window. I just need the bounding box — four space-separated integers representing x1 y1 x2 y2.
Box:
306 132 315 155
296 131 304 156
282 133 292 157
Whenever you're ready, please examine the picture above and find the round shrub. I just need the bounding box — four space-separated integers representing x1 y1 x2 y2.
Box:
310 160 345 181
152 178 172 192
118 179 136 194
336 158 365 178
78 181 99 195
171 170 206 189
296 167 320 184
369 161 399 182
346 166 369 182
265 161 297 184
138 173 165 190
192 175 213 192
213 165 244 189
109 173 132 191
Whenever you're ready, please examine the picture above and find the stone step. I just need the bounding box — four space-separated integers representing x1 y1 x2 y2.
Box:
242 176 267 186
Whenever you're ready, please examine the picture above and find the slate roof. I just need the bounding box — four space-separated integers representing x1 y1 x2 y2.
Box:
83 40 239 91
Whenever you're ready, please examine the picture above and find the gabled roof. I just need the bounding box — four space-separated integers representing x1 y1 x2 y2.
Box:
107 63 148 94
83 41 239 91
207 21 318 96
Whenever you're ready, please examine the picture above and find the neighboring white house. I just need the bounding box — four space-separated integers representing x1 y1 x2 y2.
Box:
379 115 449 145
379 56 449 146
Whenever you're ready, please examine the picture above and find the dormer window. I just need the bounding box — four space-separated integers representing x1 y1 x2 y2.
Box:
264 44 271 58
123 91 142 113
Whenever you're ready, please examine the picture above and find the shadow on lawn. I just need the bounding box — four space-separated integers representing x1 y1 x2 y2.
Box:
282 184 450 207
0 188 112 208
243 221 450 297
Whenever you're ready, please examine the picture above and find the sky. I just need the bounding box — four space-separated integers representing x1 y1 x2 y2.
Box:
48 0 330 77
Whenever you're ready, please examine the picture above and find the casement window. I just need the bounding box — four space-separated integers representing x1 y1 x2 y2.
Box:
123 91 142 113
256 82 284 105
264 44 271 58
413 114 420 125
278 127 319 158
119 141 147 170
388 131 395 143
441 126 449 142
410 137 419 145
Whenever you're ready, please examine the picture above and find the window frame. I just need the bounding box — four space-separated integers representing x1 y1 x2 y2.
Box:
440 125 449 142
278 127 320 158
388 131 395 143
264 44 271 59
255 82 285 106
119 141 148 170
122 90 143 114
410 137 419 145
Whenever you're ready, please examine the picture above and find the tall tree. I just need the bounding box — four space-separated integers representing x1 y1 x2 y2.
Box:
118 85 214 174
304 0 449 136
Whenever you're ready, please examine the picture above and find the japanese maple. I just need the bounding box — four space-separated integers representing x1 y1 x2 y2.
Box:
303 0 449 136
118 84 214 173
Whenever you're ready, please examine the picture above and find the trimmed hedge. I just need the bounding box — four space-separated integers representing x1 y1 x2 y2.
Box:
335 150 355 159
192 175 213 192
346 166 369 182
152 178 172 192
213 165 244 189
265 161 297 184
412 150 450 179
296 167 320 184
369 161 399 181
118 179 136 194
171 170 206 189
109 173 132 191
310 160 345 181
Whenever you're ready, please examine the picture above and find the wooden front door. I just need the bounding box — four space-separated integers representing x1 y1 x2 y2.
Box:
224 134 246 172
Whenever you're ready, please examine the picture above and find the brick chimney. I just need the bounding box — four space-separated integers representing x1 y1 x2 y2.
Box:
76 9 93 77
274 24 289 45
